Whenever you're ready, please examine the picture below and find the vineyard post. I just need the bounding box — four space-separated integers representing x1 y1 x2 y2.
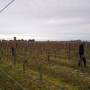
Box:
66 41 71 61
54 49 56 59
10 48 16 66
23 60 27 74
68 41 70 61
74 41 78 66
47 50 51 65
47 41 51 65
6 41 9 62
13 37 17 65
11 47 16 65
0 42 2 61
85 41 87 58
64 42 67 60
66 42 68 61
38 62 43 90
74 41 76 61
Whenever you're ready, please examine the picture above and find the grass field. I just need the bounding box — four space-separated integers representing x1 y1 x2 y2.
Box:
0 41 90 90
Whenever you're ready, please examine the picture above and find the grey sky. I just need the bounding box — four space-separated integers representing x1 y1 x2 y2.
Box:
0 0 90 40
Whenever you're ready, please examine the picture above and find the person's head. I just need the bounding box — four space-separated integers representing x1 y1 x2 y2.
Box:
80 41 85 45
83 42 85 46
80 42 85 48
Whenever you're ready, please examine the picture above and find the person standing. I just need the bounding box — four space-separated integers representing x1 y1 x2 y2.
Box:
78 42 86 67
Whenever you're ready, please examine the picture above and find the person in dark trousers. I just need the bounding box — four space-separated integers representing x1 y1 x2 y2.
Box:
79 42 86 67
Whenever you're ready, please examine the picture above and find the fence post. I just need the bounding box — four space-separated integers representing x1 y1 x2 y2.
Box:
23 60 27 74
38 62 43 90
11 47 16 65
54 49 56 59
68 42 70 61
47 50 51 65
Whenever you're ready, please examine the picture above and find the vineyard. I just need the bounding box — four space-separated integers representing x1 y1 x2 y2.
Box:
0 40 90 90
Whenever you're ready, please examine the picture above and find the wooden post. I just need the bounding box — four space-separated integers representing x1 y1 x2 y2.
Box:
54 49 56 59
0 42 2 61
47 50 50 65
68 42 70 61
11 47 16 65
66 41 71 61
14 37 16 64
38 63 43 90
10 37 17 66
65 42 67 60
23 60 27 74
66 42 68 60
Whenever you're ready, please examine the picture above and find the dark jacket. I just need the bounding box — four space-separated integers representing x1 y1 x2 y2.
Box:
79 44 84 55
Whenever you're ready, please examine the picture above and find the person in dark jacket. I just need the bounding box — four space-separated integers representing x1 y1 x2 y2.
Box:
78 42 86 67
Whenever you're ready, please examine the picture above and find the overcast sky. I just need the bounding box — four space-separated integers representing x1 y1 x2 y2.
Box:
0 0 90 40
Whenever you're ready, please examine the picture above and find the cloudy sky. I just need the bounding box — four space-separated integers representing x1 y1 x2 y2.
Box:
0 0 90 40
